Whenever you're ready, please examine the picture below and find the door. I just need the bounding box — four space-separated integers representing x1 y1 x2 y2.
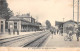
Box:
14 22 17 31
1 24 3 33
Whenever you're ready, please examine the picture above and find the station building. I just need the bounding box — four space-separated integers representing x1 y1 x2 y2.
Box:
8 13 42 32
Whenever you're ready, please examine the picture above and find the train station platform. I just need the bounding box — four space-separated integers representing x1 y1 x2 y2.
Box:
0 31 42 39
43 33 80 47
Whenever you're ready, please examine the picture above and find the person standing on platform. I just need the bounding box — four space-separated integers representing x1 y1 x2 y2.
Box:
8 28 11 35
53 28 56 35
13 29 15 35
50 26 55 38
50 29 54 38
57 29 59 34
17 30 19 35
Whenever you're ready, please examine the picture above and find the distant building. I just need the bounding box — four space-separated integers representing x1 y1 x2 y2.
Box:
0 17 5 33
55 20 78 33
8 13 42 32
40 26 47 31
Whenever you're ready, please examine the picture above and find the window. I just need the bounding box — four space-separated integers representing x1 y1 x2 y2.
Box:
1 21 3 23
14 22 17 29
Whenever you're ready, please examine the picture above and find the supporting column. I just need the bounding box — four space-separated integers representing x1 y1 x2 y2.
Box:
3 20 5 33
18 21 21 32
0 21 1 33
21 26 23 32
27 25 28 31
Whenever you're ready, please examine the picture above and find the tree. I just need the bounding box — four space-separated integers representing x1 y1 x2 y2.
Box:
45 20 51 30
0 0 13 20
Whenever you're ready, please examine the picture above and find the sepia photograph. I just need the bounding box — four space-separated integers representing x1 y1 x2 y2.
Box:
0 0 80 51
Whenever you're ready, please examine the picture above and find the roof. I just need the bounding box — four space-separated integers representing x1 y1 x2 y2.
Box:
9 16 41 26
9 16 36 21
15 13 35 20
0 17 3 19
9 16 28 21
55 20 79 26
0 17 5 20
64 20 77 24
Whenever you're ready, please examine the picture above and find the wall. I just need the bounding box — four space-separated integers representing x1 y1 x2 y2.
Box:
8 20 21 32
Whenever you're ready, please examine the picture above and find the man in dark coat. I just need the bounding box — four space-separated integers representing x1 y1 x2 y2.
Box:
76 24 80 41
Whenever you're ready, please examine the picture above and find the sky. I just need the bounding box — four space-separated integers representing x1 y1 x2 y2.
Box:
7 0 80 26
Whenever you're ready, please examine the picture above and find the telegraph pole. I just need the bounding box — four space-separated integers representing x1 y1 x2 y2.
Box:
77 0 79 24
73 0 74 21
73 0 75 33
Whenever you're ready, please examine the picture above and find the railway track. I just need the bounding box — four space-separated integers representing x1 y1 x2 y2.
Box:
0 31 50 47
23 32 50 47
0 32 44 46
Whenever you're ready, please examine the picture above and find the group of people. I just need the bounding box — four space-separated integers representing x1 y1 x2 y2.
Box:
50 27 56 35
50 27 63 35
66 25 80 41
49 25 80 41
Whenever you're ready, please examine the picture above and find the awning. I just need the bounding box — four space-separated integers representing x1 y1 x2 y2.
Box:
21 22 39 26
